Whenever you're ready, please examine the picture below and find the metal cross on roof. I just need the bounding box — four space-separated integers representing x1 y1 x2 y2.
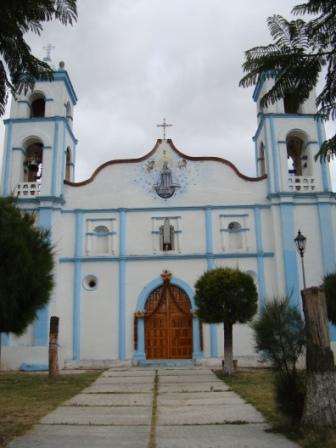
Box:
157 118 172 140
43 43 55 62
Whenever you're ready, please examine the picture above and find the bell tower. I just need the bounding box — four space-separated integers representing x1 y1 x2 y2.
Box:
1 60 78 199
252 73 331 195
252 74 335 311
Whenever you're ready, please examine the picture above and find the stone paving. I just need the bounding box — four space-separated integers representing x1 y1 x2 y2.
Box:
8 367 299 448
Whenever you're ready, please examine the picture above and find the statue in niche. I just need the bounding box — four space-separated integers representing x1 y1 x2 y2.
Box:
154 161 180 199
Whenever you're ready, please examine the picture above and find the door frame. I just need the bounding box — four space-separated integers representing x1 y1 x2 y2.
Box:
133 274 204 361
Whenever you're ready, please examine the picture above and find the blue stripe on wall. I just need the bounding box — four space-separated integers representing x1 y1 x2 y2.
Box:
318 203 336 275
73 211 83 360
269 116 280 193
316 118 331 192
118 209 127 360
254 207 266 307
51 122 59 196
205 207 218 357
1 333 9 346
317 203 336 341
33 208 53 346
279 204 300 307
2 123 13 195
61 122 66 194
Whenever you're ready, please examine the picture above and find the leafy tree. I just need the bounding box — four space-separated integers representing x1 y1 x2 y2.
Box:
0 197 54 360
0 0 77 116
251 297 306 424
195 267 258 375
323 273 336 325
240 0 336 161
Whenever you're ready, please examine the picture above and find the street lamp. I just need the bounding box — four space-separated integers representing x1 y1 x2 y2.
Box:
294 230 307 290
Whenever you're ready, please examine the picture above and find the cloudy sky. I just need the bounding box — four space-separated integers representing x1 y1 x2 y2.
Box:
0 0 334 182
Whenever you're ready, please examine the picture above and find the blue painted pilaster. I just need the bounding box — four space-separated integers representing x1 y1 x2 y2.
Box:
1 333 9 346
33 207 53 346
51 121 59 196
61 122 66 194
262 123 271 195
192 317 203 359
2 123 13 195
279 204 300 307
317 203 336 341
205 207 218 357
254 207 266 308
269 116 280 193
316 118 331 192
134 318 145 360
73 210 83 360
118 209 127 360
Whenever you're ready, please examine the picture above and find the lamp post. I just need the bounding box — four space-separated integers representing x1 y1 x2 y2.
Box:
294 230 307 290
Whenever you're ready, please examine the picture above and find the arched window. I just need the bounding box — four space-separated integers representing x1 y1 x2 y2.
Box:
24 141 43 182
159 218 175 251
92 225 109 254
228 221 243 250
258 142 266 176
287 135 304 175
65 147 72 181
30 93 46 118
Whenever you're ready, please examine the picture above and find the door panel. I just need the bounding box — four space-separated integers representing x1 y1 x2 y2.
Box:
145 284 192 359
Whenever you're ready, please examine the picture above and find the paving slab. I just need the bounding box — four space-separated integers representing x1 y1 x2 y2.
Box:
101 370 155 378
94 375 154 384
159 382 229 393
83 383 153 393
157 403 264 425
8 425 149 448
159 375 223 383
64 392 152 406
158 391 246 406
156 424 299 448
158 368 211 376
41 405 151 425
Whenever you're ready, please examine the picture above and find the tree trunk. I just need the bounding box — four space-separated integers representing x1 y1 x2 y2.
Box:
301 287 336 428
224 323 233 375
49 316 59 378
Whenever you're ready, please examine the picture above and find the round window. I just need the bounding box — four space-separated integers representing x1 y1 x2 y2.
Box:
83 275 98 291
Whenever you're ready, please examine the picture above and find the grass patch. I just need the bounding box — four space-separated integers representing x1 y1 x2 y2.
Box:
215 369 336 448
0 371 101 447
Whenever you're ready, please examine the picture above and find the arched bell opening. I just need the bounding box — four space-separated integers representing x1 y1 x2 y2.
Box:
257 142 266 176
23 139 43 183
30 93 46 118
65 147 72 181
286 131 309 176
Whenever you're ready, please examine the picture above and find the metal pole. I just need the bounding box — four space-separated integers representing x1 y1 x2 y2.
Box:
301 254 307 290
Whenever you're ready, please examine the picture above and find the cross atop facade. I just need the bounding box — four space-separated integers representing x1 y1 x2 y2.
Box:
157 118 172 140
43 44 55 62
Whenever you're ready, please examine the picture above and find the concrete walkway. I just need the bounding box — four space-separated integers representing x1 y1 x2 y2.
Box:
8 367 299 448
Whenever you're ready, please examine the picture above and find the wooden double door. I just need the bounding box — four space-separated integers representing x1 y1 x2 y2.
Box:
145 284 192 359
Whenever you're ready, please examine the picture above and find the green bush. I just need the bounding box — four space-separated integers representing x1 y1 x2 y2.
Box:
252 297 305 374
323 273 336 325
252 297 306 425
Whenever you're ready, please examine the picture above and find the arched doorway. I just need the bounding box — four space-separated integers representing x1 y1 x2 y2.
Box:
144 282 192 359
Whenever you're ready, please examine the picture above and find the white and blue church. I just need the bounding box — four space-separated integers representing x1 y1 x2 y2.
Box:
1 62 336 369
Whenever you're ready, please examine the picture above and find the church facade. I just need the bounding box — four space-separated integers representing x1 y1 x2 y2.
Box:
1 64 336 369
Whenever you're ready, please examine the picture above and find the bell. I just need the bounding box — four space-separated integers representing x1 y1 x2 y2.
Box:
28 157 39 171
